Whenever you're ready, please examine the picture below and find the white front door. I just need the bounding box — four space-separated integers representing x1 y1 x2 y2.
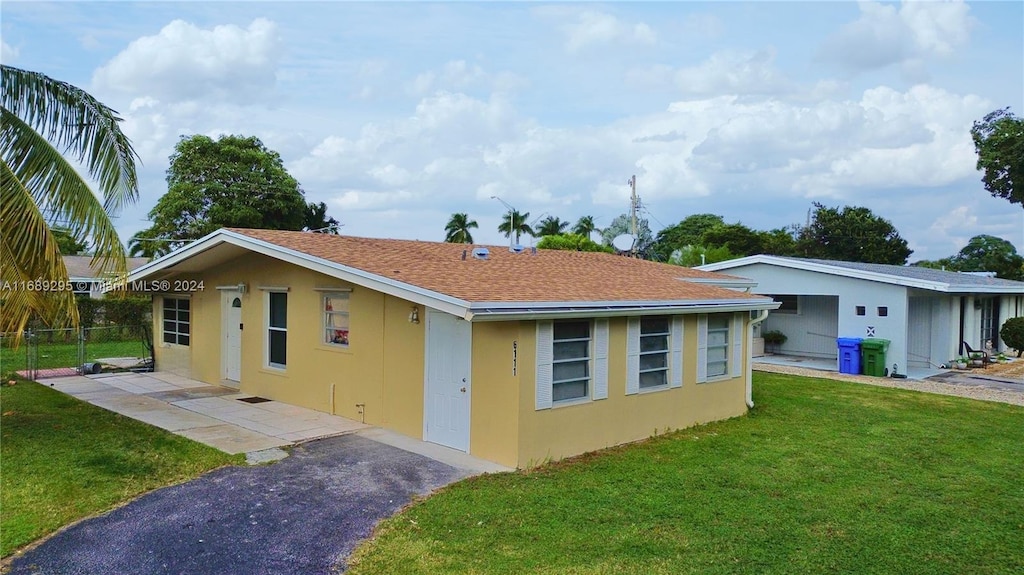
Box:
222 290 243 384
424 310 471 451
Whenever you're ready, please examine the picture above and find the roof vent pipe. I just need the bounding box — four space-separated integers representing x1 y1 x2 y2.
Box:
472 247 490 260
462 250 467 261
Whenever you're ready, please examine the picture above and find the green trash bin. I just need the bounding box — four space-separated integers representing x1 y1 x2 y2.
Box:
860 338 891 377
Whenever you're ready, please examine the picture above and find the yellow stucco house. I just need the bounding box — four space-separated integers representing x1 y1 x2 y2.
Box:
128 228 779 468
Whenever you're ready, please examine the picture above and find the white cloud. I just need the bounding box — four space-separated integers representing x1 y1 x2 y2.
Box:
408 60 525 97
1 40 19 63
93 18 282 103
562 10 657 52
819 0 974 72
674 48 792 97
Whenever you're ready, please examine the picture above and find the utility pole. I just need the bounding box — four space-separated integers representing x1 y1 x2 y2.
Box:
491 195 517 252
628 174 638 257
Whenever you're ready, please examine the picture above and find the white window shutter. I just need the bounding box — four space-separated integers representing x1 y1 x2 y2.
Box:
731 314 744 378
535 321 553 410
670 316 684 388
594 319 609 400
696 314 708 383
626 317 640 395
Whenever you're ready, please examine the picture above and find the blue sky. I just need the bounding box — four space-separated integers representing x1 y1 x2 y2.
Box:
3 1 1022 261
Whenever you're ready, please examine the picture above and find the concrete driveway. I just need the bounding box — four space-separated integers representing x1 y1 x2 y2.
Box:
8 434 470 575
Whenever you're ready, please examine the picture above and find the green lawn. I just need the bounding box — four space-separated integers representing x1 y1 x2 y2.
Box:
0 339 147 375
0 378 241 556
349 372 1024 575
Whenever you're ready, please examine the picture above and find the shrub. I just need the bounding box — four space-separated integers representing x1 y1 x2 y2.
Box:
537 233 613 253
1000 317 1024 357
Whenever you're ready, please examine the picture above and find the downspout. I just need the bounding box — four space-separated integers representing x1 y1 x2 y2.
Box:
746 309 770 409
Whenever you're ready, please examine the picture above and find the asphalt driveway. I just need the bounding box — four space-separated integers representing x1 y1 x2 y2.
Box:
8 435 468 575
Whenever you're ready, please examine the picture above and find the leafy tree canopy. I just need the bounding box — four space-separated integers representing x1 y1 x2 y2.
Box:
972 107 1024 207
444 212 478 244
915 235 1023 281
652 214 725 261
51 226 89 255
139 134 313 250
537 233 613 253
759 227 799 256
668 244 737 267
701 223 764 257
795 202 912 264
950 234 1024 280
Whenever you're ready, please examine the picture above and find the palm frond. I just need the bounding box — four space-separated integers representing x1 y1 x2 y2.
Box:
1 65 140 212
0 109 128 278
0 158 77 337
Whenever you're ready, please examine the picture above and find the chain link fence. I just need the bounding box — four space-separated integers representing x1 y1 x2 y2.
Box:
1 324 153 380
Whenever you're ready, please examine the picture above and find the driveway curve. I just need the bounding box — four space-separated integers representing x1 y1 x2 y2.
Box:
9 435 467 575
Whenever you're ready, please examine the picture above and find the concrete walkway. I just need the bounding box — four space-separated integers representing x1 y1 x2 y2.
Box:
43 372 510 474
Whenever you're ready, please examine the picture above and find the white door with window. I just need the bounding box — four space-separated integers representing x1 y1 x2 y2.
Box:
222 290 243 384
424 310 471 451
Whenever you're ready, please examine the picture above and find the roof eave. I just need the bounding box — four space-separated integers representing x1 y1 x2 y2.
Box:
699 255 955 291
467 299 780 322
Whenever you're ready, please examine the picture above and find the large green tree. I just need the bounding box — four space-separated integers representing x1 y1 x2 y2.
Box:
497 210 534 244
917 235 1024 281
652 214 725 261
796 203 912 264
535 215 569 237
972 107 1024 207
701 223 764 257
138 134 310 250
444 212 478 243
1 65 138 337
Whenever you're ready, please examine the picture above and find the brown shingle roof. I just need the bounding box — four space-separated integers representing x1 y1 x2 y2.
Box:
229 229 767 304
63 255 151 279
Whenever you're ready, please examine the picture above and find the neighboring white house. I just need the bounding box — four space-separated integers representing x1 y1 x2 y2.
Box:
698 256 1024 373
64 255 151 299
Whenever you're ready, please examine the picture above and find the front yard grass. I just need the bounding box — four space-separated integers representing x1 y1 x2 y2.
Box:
0 378 241 557
350 372 1024 575
1 339 148 374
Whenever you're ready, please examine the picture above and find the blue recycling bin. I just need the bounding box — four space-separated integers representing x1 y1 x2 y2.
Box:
837 337 863 374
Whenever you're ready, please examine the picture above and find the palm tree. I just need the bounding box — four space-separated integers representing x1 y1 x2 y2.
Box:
497 210 534 244
444 212 478 243
1 65 139 338
536 216 569 237
573 215 598 237
128 228 171 260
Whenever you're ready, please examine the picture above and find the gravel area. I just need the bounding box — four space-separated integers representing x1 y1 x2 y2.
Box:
754 361 1024 407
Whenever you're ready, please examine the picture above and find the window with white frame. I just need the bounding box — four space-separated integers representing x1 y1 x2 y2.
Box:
323 292 350 346
162 297 190 346
639 316 670 389
552 320 591 402
267 292 288 368
706 315 730 378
